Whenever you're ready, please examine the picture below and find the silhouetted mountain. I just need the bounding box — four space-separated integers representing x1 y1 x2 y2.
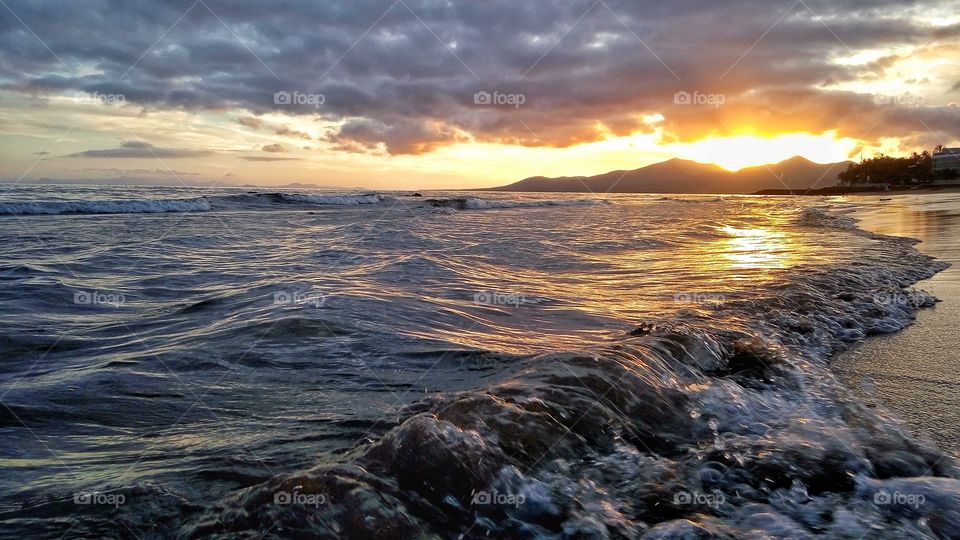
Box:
487 156 851 194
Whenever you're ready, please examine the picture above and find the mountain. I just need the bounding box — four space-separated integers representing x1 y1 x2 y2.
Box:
486 156 851 194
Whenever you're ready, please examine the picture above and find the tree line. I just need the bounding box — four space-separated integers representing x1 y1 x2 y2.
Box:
837 145 954 185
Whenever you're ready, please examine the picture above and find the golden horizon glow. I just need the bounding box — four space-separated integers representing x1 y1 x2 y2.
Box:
669 132 859 172
0 91 904 188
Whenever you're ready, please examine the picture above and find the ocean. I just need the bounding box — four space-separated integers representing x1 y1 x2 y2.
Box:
1 185 958 538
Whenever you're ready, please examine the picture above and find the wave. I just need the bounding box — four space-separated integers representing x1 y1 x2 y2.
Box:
0 197 211 215
181 207 959 539
0 192 612 216
274 193 384 205
659 196 726 203
0 192 390 216
428 196 609 210
798 206 858 230
204 191 387 210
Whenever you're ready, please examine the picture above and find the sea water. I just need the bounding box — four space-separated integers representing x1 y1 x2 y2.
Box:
1 186 957 538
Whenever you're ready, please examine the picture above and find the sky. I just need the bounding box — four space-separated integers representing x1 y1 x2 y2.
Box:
1 0 958 189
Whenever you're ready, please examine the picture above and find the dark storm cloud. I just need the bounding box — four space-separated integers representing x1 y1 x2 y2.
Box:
68 140 211 158
2 0 958 154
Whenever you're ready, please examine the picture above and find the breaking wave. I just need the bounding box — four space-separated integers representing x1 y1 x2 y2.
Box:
0 192 617 216
273 193 384 205
178 208 959 539
798 206 859 230
0 197 211 215
3 194 957 538
427 196 609 210
0 192 390 216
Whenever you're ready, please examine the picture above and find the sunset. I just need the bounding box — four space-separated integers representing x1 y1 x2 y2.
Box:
2 1 959 188
3 1 960 539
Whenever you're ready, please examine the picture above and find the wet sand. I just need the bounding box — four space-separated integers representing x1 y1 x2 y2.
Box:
834 192 960 455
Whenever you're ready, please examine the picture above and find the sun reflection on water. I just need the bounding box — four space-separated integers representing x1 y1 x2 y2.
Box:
719 225 793 270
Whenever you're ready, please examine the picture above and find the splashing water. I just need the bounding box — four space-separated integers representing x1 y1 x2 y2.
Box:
0 186 957 538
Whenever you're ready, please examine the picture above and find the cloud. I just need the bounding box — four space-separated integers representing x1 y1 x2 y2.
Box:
119 140 153 148
77 167 200 176
262 143 285 152
237 115 311 139
325 118 468 154
237 116 264 129
68 140 212 158
241 156 301 161
275 126 311 139
3 0 959 155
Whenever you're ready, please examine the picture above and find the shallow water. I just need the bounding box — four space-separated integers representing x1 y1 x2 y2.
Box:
1 186 958 538
834 193 960 455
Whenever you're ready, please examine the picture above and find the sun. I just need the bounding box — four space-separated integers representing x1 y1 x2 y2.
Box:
670 131 859 171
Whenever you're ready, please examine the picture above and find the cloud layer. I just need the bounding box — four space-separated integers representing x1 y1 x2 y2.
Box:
2 0 958 155
68 140 210 158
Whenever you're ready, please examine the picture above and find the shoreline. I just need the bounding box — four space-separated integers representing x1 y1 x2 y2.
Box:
833 192 960 455
753 184 960 196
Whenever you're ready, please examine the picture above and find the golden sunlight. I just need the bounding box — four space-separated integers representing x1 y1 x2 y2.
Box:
670 132 859 171
718 226 793 271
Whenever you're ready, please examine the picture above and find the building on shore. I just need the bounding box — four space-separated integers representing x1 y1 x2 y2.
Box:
933 147 960 178
836 147 960 188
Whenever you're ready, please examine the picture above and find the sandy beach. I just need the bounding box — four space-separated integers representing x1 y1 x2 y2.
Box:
835 192 960 455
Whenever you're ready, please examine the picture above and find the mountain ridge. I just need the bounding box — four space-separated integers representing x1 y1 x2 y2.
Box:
485 155 851 194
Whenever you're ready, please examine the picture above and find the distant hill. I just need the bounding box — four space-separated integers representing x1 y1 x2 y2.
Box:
486 156 851 194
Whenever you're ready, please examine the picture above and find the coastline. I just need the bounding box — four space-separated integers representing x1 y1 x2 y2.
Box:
833 192 960 455
753 185 960 196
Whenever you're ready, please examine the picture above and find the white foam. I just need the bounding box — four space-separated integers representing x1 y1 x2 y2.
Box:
798 206 858 229
279 193 383 205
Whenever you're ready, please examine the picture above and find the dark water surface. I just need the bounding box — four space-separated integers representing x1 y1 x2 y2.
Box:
1 186 958 538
